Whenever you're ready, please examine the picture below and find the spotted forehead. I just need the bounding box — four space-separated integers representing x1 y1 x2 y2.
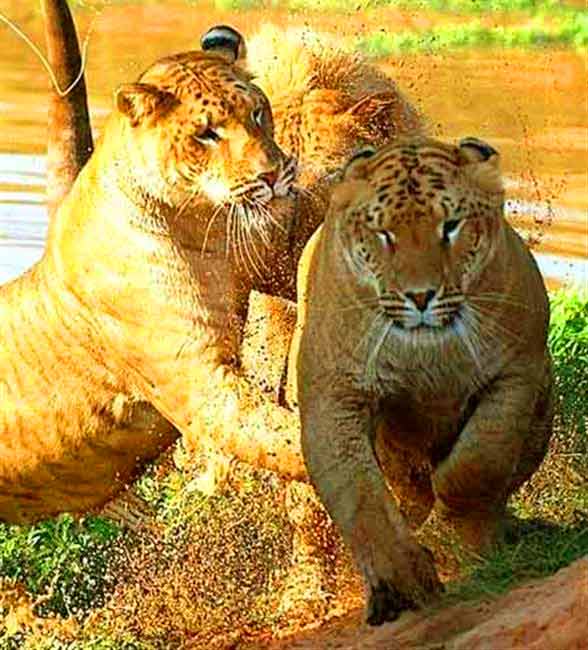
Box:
140 53 262 116
358 143 468 226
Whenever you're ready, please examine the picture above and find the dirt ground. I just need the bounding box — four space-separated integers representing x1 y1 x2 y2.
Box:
248 557 588 650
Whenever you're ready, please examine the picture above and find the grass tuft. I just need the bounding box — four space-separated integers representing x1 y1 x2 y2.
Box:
357 14 588 56
445 287 588 603
549 287 588 444
447 520 588 601
0 515 122 619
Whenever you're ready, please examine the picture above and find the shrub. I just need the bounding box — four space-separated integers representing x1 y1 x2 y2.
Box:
0 515 122 618
549 288 588 446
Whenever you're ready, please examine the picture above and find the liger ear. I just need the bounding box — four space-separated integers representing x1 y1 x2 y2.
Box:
330 147 376 212
348 92 397 120
343 146 377 181
458 137 502 193
347 91 413 139
458 137 498 163
115 83 178 127
200 25 246 63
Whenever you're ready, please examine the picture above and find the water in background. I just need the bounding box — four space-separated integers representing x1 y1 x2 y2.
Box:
1 151 584 287
0 153 46 283
0 3 586 289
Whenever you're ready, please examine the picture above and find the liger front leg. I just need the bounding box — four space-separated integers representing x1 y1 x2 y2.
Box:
431 369 551 551
298 386 442 625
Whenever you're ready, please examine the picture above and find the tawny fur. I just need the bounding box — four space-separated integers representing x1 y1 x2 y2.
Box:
291 136 553 625
0 45 305 523
0 22 423 522
248 24 422 185
243 25 423 400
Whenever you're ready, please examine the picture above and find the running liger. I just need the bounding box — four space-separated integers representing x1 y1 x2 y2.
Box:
292 136 554 624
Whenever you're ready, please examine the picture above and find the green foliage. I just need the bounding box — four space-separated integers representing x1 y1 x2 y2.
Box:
4 638 156 650
284 0 385 11
558 10 588 48
448 519 588 601
136 448 288 539
209 0 263 10
548 288 588 442
68 0 586 53
209 0 576 13
357 14 588 56
0 515 121 618
384 0 571 14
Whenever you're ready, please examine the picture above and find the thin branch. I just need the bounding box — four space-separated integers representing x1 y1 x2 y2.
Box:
0 6 96 98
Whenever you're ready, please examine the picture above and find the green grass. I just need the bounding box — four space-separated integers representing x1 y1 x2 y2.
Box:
0 515 122 619
210 0 577 13
549 288 588 443
66 0 586 54
1 637 158 650
444 286 588 602
357 13 588 56
387 0 574 13
206 0 588 52
65 0 583 19
446 519 588 601
1 288 586 643
207 0 262 9
106 456 295 644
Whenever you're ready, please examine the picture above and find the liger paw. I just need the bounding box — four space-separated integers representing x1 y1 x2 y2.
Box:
366 581 417 626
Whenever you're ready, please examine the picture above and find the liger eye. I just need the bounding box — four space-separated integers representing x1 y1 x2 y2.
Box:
376 230 396 249
195 127 221 144
252 107 264 128
442 219 462 242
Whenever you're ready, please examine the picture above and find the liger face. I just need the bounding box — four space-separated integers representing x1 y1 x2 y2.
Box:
333 137 504 333
118 51 297 209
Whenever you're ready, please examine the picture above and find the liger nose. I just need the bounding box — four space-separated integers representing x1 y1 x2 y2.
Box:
406 289 437 312
258 169 279 188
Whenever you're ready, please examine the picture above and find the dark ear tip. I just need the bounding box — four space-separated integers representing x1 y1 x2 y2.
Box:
200 25 244 62
459 137 498 161
347 145 377 167
342 145 377 180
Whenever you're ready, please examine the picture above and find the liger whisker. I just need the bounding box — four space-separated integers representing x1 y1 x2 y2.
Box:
201 203 225 257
